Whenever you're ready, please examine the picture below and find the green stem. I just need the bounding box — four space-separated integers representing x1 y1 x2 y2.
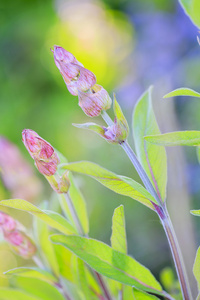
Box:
32 256 72 300
64 193 85 236
101 110 192 300
63 193 113 300
121 141 162 206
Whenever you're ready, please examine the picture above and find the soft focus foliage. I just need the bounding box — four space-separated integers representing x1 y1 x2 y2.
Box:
1 0 200 298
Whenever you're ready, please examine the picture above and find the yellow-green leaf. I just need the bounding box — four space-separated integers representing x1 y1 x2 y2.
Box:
178 0 200 28
193 247 200 290
0 199 76 235
60 161 158 210
4 267 58 285
145 131 200 146
51 234 166 297
132 288 159 299
164 88 200 99
111 205 127 254
0 288 40 300
132 87 167 202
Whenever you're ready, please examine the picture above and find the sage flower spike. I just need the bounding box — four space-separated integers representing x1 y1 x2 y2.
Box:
22 129 60 176
52 46 112 116
52 45 96 95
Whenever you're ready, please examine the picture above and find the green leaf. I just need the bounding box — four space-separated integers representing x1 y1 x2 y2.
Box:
132 288 159 299
51 234 165 297
113 95 129 134
164 88 200 99
34 209 60 277
111 205 127 254
4 267 58 285
190 210 200 217
12 277 65 300
73 122 105 137
68 175 89 235
193 247 200 290
76 258 92 300
60 161 158 210
132 87 167 202
145 131 200 146
178 0 200 28
0 288 40 300
0 199 76 235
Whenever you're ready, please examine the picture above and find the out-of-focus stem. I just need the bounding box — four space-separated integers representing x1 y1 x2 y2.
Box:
101 110 192 300
32 256 72 300
64 193 84 236
158 205 193 300
63 193 113 300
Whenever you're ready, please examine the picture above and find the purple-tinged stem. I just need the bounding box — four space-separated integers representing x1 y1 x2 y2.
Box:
101 110 192 300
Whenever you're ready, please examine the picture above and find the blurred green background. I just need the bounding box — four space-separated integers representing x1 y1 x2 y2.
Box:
1 0 200 294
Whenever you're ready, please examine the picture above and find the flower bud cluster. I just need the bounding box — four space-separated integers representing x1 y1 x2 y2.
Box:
0 211 36 259
22 129 70 193
22 129 60 177
52 46 112 117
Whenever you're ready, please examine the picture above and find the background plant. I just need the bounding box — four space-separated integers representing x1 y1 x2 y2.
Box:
0 0 200 299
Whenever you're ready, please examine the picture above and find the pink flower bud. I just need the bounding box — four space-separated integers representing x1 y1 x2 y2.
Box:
52 46 96 96
3 215 17 232
22 129 60 176
67 65 96 96
0 212 17 232
78 84 112 117
0 212 6 225
5 230 37 259
53 46 83 67
104 122 127 144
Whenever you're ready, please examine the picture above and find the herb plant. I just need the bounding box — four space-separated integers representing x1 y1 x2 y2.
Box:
0 2 200 300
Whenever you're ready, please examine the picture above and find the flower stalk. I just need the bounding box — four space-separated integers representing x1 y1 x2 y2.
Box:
101 111 192 300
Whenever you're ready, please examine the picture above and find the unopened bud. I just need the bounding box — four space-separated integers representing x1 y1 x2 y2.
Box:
0 212 17 232
104 96 129 144
22 129 60 176
5 230 37 259
47 171 70 194
73 96 128 143
52 46 96 95
67 66 96 96
53 46 83 67
78 84 112 117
